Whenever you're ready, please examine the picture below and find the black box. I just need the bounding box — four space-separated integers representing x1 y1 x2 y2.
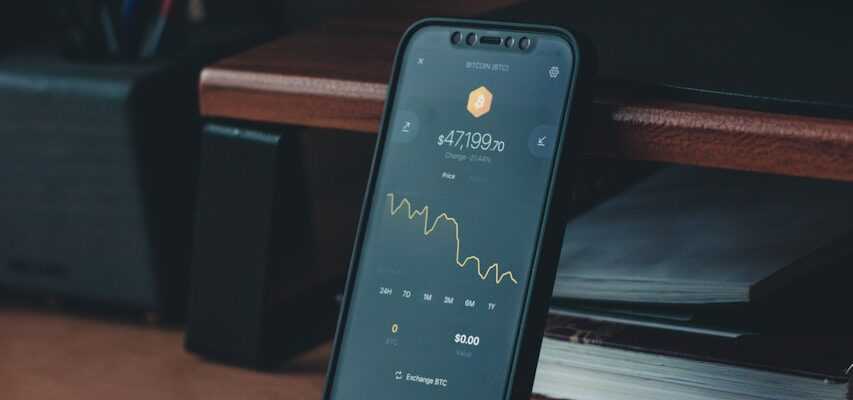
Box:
185 124 374 368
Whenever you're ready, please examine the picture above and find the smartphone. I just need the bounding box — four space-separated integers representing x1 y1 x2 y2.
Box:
324 18 591 400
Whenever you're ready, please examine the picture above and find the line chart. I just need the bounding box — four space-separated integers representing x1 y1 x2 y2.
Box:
386 193 519 286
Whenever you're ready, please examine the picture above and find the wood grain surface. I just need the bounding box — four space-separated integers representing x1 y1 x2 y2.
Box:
199 21 853 182
0 307 329 400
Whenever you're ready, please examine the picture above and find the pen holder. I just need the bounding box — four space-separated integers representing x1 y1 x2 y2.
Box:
0 50 201 319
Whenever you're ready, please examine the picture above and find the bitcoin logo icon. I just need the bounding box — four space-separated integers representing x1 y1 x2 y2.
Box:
474 95 485 109
467 86 493 118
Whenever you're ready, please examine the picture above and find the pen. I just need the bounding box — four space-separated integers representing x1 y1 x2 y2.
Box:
99 2 120 56
140 0 174 59
121 0 139 57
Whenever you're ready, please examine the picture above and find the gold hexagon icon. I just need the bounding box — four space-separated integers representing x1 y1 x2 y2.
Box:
467 86 493 118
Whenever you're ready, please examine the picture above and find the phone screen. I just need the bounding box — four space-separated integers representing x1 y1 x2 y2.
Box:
329 24 575 399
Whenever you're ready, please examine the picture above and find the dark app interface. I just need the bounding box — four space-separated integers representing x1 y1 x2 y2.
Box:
331 26 574 399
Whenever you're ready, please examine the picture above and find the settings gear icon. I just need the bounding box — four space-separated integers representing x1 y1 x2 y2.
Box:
548 66 560 78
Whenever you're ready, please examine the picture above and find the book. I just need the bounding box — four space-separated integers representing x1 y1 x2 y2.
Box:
533 313 852 400
554 165 853 305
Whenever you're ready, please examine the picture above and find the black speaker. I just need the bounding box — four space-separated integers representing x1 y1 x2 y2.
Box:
185 123 372 368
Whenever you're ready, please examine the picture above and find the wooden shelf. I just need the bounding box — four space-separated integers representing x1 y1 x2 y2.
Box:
200 21 853 183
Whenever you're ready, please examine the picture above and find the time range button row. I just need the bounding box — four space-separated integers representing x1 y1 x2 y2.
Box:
378 286 497 311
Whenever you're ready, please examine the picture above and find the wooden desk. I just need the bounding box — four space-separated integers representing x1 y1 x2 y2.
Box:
200 21 853 182
0 307 565 399
0 307 329 400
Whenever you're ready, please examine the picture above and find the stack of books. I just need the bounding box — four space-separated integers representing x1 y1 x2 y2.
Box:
535 165 853 400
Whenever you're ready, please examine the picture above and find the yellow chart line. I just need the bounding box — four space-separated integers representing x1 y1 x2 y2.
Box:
386 193 519 285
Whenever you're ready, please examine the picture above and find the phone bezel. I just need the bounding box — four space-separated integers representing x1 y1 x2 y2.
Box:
322 17 589 400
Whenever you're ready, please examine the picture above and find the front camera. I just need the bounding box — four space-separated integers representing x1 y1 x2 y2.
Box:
465 32 477 46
